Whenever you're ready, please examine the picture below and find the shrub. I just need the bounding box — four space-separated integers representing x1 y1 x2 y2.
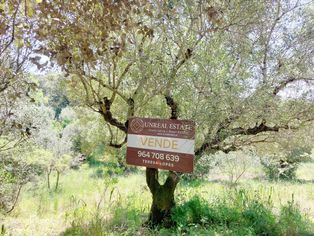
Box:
62 215 106 236
171 191 310 235
0 150 41 213
215 151 258 184
278 198 310 236
63 194 106 236
242 201 280 235
185 154 218 180
185 151 258 183
261 148 311 181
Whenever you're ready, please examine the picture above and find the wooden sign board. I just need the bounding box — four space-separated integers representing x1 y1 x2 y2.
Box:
126 117 195 173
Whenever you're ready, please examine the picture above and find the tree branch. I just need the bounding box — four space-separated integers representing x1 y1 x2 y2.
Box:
230 120 284 135
273 77 314 95
0 0 21 57
195 118 295 156
261 1 281 83
146 168 160 194
98 97 127 133
165 95 178 119
6 184 23 214
164 171 180 191
0 136 26 153
110 61 134 102
90 75 128 102
109 136 127 148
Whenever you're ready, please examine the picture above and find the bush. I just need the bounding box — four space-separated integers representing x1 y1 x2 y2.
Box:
90 162 124 181
62 216 106 236
215 151 258 184
261 148 311 181
0 151 41 213
185 151 258 183
171 191 310 235
195 154 218 179
242 201 280 235
183 154 217 180
278 198 310 236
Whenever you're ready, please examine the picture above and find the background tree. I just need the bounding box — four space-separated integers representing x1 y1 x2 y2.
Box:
32 0 314 226
258 124 314 180
0 0 38 152
31 105 74 190
1 1 39 211
0 102 51 213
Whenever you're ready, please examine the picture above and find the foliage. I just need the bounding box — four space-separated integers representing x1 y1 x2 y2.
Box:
261 147 312 181
89 162 123 181
171 191 309 236
62 216 106 236
61 185 312 235
62 195 104 236
186 151 259 184
0 0 314 229
184 154 217 180
39 74 70 119
32 0 314 155
2 165 314 235
0 143 41 213
28 0 314 225
214 151 259 184
0 0 38 153
278 197 309 236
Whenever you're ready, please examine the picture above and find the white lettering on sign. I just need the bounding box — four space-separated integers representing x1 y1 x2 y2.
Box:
127 134 194 154
169 123 192 131
142 121 193 131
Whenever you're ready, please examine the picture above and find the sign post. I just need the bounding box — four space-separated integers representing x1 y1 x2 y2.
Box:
126 117 195 173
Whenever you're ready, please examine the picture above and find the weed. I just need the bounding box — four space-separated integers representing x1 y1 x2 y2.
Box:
171 190 310 235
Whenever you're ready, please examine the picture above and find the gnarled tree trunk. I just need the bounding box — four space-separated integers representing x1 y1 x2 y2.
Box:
145 168 180 227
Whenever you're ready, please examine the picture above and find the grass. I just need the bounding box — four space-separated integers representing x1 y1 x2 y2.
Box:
1 163 314 235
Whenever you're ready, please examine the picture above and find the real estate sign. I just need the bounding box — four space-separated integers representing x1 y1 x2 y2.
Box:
126 117 195 172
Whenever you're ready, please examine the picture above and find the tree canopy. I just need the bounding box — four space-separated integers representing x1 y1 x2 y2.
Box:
30 0 314 154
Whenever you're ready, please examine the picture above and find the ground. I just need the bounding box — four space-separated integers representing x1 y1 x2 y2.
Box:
1 162 314 235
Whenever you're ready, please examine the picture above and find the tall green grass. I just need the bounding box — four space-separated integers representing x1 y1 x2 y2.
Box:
2 163 314 235
171 190 311 236
60 189 312 236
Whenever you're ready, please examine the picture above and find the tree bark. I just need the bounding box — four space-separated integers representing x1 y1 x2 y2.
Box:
6 184 23 214
145 168 180 227
55 170 60 191
47 168 52 189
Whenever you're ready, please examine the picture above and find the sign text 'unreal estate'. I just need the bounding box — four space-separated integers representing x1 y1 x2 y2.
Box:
126 117 195 172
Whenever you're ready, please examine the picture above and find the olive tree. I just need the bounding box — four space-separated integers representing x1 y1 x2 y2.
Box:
0 0 48 212
0 0 39 152
258 124 314 180
0 102 52 213
32 0 314 226
32 109 74 191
